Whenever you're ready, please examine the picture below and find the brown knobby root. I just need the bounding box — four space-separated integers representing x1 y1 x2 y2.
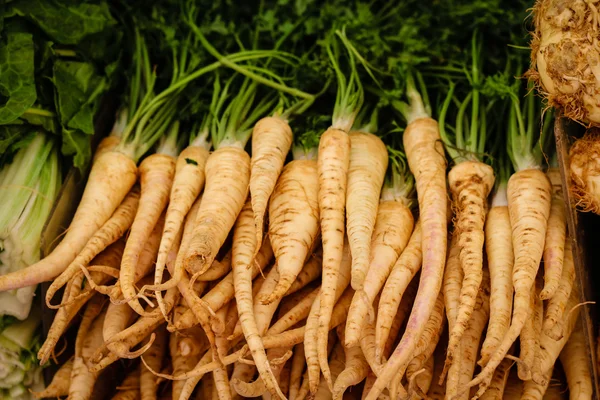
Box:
569 131 600 214
529 1 600 125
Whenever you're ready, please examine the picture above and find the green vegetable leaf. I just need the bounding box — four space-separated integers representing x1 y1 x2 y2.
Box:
53 60 106 169
61 127 90 170
0 31 36 124
11 0 116 45
53 60 105 133
0 125 35 167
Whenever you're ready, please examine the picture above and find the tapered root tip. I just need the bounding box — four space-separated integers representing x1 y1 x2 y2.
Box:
350 276 365 292
260 281 291 305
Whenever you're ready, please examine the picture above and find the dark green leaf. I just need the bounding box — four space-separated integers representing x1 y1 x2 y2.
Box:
19 110 57 134
0 31 36 124
0 124 35 167
11 0 116 45
52 60 105 135
61 126 90 170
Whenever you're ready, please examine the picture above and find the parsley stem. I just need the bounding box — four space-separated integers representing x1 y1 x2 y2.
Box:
24 108 54 118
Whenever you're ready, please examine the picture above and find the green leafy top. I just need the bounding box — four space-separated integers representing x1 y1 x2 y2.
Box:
209 73 278 149
437 34 489 164
0 0 123 170
482 54 552 172
384 145 415 208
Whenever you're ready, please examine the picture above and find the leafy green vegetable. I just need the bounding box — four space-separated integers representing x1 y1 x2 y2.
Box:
0 125 35 168
52 60 107 168
10 0 116 45
0 31 36 124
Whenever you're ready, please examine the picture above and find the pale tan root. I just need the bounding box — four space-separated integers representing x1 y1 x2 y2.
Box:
379 274 420 365
104 298 136 343
318 238 353 390
304 282 323 396
559 318 593 400
211 302 230 335
229 362 255 400
461 169 551 398
231 347 291 397
267 286 320 335
153 145 208 300
69 306 107 400
94 135 121 161
172 240 273 332
250 116 293 256
289 343 305 400
315 341 346 399
230 264 282 341
121 154 176 315
540 168 566 300
479 356 514 400
184 147 250 275
364 117 448 400
32 357 73 398
0 150 137 292
359 310 379 374
396 290 444 389
277 282 319 321
171 330 204 400
345 200 414 347
444 161 495 377
332 322 369 400
317 125 350 387
265 159 320 303
446 268 490 399
285 251 322 296
438 232 461 383
375 222 424 362
212 365 232 400
38 240 125 364
346 131 389 290
533 287 581 385
46 186 140 308
522 366 553 400
406 355 434 400
543 239 576 340
518 282 539 381
231 199 285 399
144 193 202 319
443 232 462 331
196 249 233 282
205 287 353 367
104 216 164 301
140 326 168 400
90 288 179 372
479 204 513 367
178 350 213 400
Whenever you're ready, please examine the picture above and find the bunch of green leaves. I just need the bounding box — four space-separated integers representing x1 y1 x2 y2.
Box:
0 0 123 170
436 33 494 165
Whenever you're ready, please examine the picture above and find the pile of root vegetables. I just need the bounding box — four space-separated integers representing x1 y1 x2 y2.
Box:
0 0 597 399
